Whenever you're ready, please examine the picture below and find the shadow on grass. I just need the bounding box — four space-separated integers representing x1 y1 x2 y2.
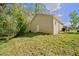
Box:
0 32 49 45
17 32 50 38
0 39 8 45
0 35 16 45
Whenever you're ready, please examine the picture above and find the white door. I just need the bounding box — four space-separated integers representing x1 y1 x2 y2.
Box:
36 25 39 32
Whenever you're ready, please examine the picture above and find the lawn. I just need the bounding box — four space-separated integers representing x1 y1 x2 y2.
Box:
0 32 79 56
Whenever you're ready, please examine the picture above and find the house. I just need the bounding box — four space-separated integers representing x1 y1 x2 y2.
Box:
77 25 79 32
30 14 64 35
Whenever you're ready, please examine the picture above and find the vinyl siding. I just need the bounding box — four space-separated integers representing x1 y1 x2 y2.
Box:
31 14 53 34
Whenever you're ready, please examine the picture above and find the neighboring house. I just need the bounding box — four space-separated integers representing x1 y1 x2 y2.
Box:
58 20 64 32
62 26 71 32
77 25 79 32
30 14 64 35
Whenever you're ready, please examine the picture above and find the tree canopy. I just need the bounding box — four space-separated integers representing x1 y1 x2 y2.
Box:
69 10 79 29
0 4 28 38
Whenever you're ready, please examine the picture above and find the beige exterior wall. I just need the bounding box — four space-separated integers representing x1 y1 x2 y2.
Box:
59 24 63 32
53 19 59 35
30 14 63 35
31 14 53 34
58 22 63 32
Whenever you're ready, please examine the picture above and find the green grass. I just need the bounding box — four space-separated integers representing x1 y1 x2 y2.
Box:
0 32 79 56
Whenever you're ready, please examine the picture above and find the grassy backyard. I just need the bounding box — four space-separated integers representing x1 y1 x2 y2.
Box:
0 32 79 56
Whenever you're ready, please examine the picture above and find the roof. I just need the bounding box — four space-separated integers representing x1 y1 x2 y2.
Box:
31 13 64 25
52 14 64 25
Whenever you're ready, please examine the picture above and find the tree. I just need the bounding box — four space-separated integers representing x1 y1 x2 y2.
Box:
10 4 28 36
35 3 46 14
0 4 8 37
69 10 79 29
25 3 46 15
0 4 28 38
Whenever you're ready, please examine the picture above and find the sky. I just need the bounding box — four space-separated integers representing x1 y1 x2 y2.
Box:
53 3 79 26
23 3 79 27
